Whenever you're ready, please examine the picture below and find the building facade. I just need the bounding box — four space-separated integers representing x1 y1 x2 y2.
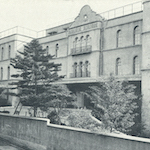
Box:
38 2 143 108
0 27 36 106
1 0 150 134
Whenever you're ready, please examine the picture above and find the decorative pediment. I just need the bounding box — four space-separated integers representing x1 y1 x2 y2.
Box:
70 5 103 29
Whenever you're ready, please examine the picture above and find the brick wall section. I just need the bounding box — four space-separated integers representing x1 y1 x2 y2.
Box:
0 114 150 150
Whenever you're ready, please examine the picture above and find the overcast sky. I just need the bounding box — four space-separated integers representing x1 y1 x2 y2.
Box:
0 0 142 32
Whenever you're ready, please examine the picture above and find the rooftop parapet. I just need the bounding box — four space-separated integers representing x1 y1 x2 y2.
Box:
1 1 143 39
0 26 37 39
99 1 143 20
37 1 143 38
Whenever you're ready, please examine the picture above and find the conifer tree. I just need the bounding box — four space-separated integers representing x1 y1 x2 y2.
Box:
0 88 8 107
10 39 74 117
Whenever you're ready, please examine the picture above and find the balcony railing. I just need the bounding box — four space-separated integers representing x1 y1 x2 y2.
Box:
71 45 92 56
70 72 91 78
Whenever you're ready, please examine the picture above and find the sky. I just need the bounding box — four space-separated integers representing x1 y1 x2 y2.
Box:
0 0 142 32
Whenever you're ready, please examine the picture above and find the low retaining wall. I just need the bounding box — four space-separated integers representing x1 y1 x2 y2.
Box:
0 114 150 150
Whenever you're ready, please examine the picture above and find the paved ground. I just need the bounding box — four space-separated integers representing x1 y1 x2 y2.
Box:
0 138 24 150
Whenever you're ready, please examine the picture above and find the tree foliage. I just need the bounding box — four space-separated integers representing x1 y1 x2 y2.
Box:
83 75 139 133
0 88 8 107
41 84 76 124
10 39 75 117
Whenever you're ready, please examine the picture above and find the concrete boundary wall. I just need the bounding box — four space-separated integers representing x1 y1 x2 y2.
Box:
0 114 150 150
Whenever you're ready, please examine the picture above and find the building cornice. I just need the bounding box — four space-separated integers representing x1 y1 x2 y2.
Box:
106 19 142 29
143 0 150 4
103 45 142 52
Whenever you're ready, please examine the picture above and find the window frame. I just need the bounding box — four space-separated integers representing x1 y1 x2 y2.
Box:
8 66 10 80
133 26 140 45
1 67 3 80
133 56 140 75
79 61 83 77
116 30 122 48
85 61 89 77
116 58 121 75
1 47 4 60
73 62 78 77
46 46 49 55
8 45 11 59
55 44 59 58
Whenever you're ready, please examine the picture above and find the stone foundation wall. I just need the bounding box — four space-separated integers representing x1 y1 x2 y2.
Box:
0 114 150 150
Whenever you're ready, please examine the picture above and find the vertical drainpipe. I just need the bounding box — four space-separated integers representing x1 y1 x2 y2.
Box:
99 20 104 76
66 28 69 79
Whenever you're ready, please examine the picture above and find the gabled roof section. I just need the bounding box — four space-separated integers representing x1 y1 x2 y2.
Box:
70 5 103 28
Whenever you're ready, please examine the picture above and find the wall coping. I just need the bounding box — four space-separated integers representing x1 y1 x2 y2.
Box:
1 113 150 144
0 113 50 123
47 123 150 144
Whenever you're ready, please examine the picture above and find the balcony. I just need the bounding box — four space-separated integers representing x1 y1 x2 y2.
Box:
70 72 91 78
71 45 92 56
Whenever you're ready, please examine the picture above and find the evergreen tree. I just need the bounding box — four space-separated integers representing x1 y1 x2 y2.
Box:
0 88 8 107
9 39 73 117
83 75 139 133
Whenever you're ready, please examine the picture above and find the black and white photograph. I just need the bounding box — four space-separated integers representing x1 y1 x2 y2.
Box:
0 0 149 149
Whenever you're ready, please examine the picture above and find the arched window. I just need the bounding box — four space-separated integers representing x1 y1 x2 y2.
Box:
134 26 140 45
80 36 84 52
1 67 3 80
1 47 4 60
116 30 122 47
46 46 49 55
74 37 78 49
8 45 11 59
73 62 77 77
55 44 59 57
8 66 10 80
85 61 90 77
86 35 91 46
79 62 83 77
133 56 139 74
116 58 121 75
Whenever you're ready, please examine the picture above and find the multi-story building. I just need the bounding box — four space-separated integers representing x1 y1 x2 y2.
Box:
0 27 36 106
38 2 143 108
1 0 150 133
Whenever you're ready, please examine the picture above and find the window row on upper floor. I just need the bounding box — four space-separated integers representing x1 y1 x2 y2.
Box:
116 26 141 48
45 43 59 58
116 56 140 75
0 45 11 61
71 35 92 55
42 25 141 58
70 56 140 78
71 61 90 78
0 66 10 80
73 35 92 48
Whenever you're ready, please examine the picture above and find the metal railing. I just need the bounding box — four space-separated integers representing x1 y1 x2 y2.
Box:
0 26 37 39
70 71 91 78
71 45 92 55
0 2 143 39
100 1 143 20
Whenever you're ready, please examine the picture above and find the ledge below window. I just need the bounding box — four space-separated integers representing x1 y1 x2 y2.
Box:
70 72 90 78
